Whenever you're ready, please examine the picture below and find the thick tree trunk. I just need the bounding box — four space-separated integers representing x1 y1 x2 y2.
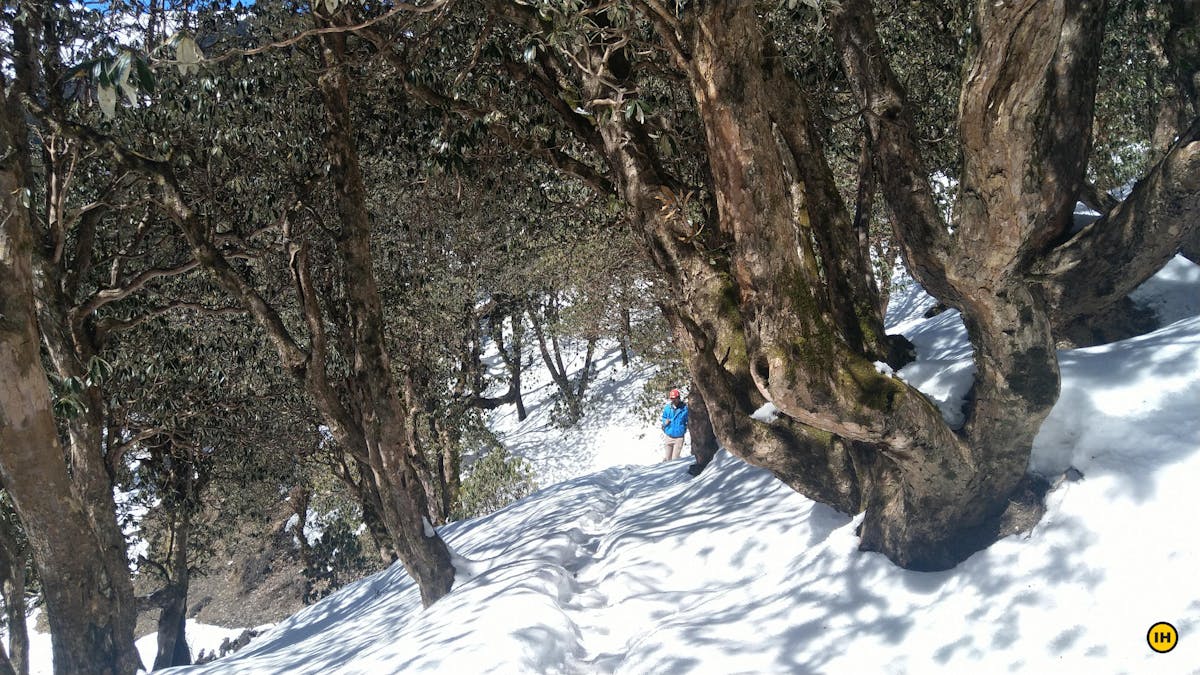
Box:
0 118 141 674
316 24 454 606
828 0 1112 562
358 482 399 564
610 0 1109 569
660 1 986 568
29 280 139 665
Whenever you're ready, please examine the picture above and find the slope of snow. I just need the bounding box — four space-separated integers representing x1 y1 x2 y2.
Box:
12 257 1199 673
485 343 668 485
147 255 1200 674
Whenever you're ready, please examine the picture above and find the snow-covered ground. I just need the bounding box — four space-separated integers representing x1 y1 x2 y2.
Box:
484 344 667 486
18 255 1200 673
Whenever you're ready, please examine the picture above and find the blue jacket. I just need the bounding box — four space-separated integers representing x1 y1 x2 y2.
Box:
661 402 689 438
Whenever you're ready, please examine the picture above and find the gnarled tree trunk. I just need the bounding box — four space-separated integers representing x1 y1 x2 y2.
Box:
0 105 141 674
684 389 718 473
621 0 1119 568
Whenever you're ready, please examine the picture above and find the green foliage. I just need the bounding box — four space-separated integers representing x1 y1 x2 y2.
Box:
1090 0 1173 191
300 511 375 605
452 447 539 522
46 356 111 418
637 367 690 427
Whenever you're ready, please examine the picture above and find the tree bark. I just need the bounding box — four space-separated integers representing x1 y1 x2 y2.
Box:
151 508 192 670
314 22 454 606
0 103 141 675
0 510 28 675
1035 117 1200 325
655 1 993 568
822 0 1111 565
684 389 718 472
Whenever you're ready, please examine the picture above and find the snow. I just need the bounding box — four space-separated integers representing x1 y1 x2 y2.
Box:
8 610 266 675
751 401 781 423
16 256 1200 673
135 623 272 668
484 344 668 485
885 276 977 428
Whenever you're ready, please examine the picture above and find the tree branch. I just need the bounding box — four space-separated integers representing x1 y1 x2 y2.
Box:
829 0 957 301
159 0 451 67
355 20 616 196
74 258 200 320
93 301 243 342
1077 180 1119 214
1035 117 1200 325
25 96 312 373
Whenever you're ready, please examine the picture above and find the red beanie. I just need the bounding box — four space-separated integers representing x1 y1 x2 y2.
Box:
669 389 681 399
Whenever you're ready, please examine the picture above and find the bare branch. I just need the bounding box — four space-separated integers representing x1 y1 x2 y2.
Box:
94 301 244 341
75 258 201 320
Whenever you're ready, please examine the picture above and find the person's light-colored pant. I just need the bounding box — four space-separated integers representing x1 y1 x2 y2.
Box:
662 434 685 462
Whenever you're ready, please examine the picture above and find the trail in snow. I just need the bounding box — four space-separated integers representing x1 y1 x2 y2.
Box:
12 255 1198 674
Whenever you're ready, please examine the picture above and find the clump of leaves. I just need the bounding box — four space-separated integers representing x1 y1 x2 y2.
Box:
300 512 375 605
452 447 539 521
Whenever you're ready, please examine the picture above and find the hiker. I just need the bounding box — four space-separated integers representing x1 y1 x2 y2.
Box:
661 388 689 462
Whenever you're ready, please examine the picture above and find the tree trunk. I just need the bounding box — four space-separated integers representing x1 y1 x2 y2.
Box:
327 455 396 564
828 0 1114 562
29 274 139 667
669 3 970 565
620 0 1107 569
529 302 584 422
152 510 192 670
684 389 718 472
618 307 632 367
509 311 528 421
358 481 398 564
0 110 141 674
315 22 454 606
0 511 28 675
